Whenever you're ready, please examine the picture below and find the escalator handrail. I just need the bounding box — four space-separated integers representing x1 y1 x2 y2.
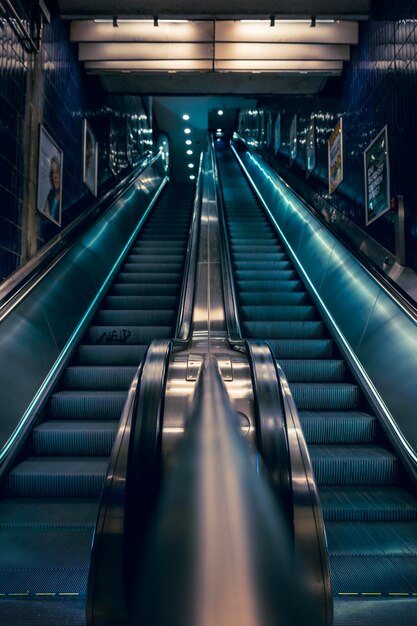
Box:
175 150 204 343
209 136 243 345
0 150 162 317
87 339 172 626
275 358 333 626
0 174 168 474
128 353 306 626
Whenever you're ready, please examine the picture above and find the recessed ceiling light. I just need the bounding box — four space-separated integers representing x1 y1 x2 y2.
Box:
189 175 196 180
184 128 191 134
188 163 194 168
186 149 193 155
182 114 190 120
185 139 192 145
217 128 222 132
218 109 224 116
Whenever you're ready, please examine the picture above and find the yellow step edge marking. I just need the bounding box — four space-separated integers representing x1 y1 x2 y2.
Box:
58 592 79 596
338 593 359 596
8 593 29 596
361 593 382 596
35 593 55 597
388 593 410 596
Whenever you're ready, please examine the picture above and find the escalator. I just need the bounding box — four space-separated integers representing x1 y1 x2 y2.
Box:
0 182 194 622
216 144 417 624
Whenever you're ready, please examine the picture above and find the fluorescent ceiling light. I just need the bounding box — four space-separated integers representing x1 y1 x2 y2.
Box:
218 109 224 115
184 128 191 134
182 114 190 120
185 139 192 145
186 149 193 154
189 175 196 180
188 163 194 168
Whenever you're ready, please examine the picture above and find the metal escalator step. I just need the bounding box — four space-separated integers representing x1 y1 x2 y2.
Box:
0 528 93 594
109 283 178 295
77 344 147 365
86 325 172 345
48 390 127 420
238 279 303 292
64 365 136 390
122 262 183 274
299 411 377 443
116 272 181 284
236 269 297 281
320 487 417 521
5 457 108 497
310 446 400 486
231 245 282 253
280 359 346 381
235 260 292 270
94 309 175 326
241 305 316 321
0 498 98 529
268 338 334 359
244 320 325 339
290 382 360 410
104 293 177 308
131 241 184 250
239 292 309 306
126 254 183 263
32 421 118 456
234 252 287 262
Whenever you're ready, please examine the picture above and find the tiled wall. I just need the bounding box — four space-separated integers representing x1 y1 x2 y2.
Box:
0 3 152 281
241 0 417 270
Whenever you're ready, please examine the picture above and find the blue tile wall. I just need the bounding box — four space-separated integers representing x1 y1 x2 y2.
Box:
0 4 152 281
243 0 417 271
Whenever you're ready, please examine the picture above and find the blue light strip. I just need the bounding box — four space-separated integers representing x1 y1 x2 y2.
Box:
231 143 417 466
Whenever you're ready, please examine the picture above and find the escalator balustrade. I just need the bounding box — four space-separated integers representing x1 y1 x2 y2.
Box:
0 183 193 606
217 146 417 623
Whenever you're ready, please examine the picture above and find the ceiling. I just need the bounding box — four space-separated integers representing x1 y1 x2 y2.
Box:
58 1 371 95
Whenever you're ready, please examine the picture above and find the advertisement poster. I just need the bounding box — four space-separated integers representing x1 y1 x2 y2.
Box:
83 119 98 196
289 114 297 164
328 118 344 194
274 112 281 154
37 125 62 226
364 126 390 225
306 116 316 176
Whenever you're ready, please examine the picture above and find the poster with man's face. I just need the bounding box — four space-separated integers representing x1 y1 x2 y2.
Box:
37 125 63 226
83 119 98 196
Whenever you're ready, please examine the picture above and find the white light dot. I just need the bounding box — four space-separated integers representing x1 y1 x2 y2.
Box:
218 109 224 116
217 128 222 132
188 163 194 168
184 128 191 134
182 114 190 120
186 149 193 155
185 139 192 145
189 175 196 180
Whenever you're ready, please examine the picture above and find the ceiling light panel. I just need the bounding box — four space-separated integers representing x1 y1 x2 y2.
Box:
78 42 214 61
216 20 358 44
84 60 213 70
71 19 212 42
215 59 343 72
215 42 350 61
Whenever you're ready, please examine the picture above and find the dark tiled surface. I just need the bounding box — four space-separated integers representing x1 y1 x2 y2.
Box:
245 0 417 270
0 9 151 281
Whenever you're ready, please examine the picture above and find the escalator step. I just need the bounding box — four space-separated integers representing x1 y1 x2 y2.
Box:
239 292 309 306
238 279 304 292
290 383 360 410
122 263 183 274
64 366 136 390
235 260 292 270
236 270 297 281
268 338 334 359
108 283 178 295
299 411 377 443
241 305 316 321
32 421 118 456
0 498 98 529
86 325 172 345
280 359 346 382
77 344 148 365
126 254 183 263
48 390 127 420
116 273 181 284
94 309 175 326
5 457 108 497
104 294 177 309
310 446 400 486
320 487 417 521
243 320 324 339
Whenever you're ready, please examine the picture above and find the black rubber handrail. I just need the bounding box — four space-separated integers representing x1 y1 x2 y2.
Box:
127 354 308 626
87 339 172 626
0 150 159 314
209 135 243 346
175 150 204 344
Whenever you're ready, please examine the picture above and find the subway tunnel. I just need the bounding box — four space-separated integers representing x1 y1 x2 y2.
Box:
1 1 417 625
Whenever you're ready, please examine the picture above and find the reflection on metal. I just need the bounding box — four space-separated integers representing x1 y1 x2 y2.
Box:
395 195 406 266
130 354 306 626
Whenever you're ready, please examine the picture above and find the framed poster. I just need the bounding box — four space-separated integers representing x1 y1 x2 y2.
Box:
328 118 344 194
306 116 316 177
289 114 297 164
274 112 281 154
37 125 62 226
83 119 98 196
364 125 390 225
